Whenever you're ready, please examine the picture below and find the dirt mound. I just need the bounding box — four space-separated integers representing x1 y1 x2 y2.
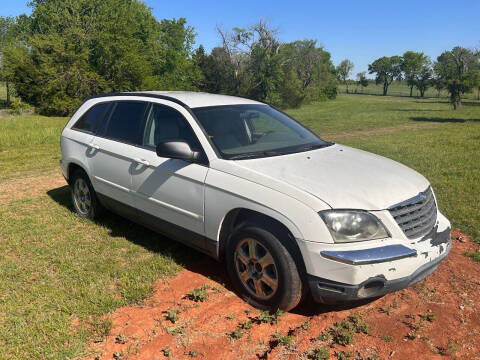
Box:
88 230 480 360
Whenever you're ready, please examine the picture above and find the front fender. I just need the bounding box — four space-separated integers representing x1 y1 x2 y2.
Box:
204 168 333 245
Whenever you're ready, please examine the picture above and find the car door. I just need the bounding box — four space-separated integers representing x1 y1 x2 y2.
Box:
130 102 209 247
87 101 149 217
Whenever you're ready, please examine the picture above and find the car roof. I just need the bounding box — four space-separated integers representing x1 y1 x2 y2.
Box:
89 91 264 109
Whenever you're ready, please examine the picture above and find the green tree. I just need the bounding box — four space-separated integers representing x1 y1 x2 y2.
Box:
336 59 354 93
434 46 480 109
355 71 368 93
245 21 282 102
208 21 338 108
432 75 444 98
5 0 197 115
414 59 433 97
368 56 402 96
0 16 16 105
401 51 425 96
215 21 281 103
401 51 432 97
278 40 336 107
149 18 200 90
476 47 480 100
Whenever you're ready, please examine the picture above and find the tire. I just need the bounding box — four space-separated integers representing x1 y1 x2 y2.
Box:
226 225 303 311
70 169 102 220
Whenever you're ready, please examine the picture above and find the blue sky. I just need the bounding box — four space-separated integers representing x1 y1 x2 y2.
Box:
2 0 480 77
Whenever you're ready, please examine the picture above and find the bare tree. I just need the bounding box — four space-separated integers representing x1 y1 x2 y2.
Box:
216 25 251 93
216 20 281 97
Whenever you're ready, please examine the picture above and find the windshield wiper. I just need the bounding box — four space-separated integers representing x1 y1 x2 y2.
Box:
297 142 333 152
228 152 268 160
265 143 333 157
228 142 333 160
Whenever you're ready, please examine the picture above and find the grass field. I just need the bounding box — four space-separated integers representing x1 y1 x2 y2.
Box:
0 115 67 181
0 93 479 359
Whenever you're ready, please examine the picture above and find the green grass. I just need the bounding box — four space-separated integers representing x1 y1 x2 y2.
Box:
0 93 479 358
0 190 187 359
466 250 480 263
0 115 67 181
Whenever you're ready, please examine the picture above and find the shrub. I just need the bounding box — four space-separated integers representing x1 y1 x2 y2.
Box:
307 348 330 360
258 309 284 324
165 307 179 323
229 328 243 340
186 286 208 302
275 331 293 347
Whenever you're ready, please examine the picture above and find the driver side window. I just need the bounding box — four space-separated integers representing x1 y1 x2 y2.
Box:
246 111 292 136
143 103 201 150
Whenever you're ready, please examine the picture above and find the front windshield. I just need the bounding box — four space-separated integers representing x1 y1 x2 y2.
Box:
192 104 332 159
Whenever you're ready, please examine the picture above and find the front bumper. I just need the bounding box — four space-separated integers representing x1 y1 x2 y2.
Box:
304 213 451 303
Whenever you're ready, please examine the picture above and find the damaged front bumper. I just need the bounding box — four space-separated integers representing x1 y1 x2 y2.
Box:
305 213 451 303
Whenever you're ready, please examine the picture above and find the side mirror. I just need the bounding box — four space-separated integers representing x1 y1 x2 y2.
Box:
156 141 200 162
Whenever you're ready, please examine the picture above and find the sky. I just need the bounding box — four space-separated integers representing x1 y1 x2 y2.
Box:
2 0 480 77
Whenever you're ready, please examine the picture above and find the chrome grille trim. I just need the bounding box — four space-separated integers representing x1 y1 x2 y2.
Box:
389 187 437 239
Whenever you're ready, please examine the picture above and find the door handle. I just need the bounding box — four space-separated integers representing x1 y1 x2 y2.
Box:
89 143 100 150
134 158 150 166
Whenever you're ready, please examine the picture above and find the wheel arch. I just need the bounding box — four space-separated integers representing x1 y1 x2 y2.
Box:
217 208 308 279
66 161 90 185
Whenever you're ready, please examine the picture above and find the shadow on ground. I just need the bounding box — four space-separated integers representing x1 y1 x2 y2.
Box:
413 99 480 105
390 109 444 112
410 116 480 123
462 100 480 106
46 184 375 316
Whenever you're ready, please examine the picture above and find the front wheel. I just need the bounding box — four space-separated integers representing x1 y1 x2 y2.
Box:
226 225 303 311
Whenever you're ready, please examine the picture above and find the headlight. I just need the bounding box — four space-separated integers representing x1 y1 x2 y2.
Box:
319 210 390 243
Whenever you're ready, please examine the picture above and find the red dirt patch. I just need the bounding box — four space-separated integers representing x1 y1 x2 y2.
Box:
87 230 480 360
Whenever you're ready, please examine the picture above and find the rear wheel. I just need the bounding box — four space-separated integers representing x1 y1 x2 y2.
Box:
70 169 101 220
226 225 302 311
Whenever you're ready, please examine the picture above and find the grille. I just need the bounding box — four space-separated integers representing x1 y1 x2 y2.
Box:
389 187 437 239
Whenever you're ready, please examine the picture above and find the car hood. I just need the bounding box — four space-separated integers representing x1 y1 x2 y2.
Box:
232 144 430 210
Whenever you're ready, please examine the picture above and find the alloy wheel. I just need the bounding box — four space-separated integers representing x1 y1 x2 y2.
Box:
234 238 279 300
73 178 91 215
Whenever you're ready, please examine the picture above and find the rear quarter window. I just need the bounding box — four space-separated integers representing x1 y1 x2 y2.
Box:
103 101 149 144
72 102 111 133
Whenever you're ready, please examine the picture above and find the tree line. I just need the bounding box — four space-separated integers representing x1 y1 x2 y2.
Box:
337 49 480 109
0 0 337 116
0 0 478 115
365 49 479 109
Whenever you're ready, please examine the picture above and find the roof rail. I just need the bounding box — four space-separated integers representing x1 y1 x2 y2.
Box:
85 92 191 110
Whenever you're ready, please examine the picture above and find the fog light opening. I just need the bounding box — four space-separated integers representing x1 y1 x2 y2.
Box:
358 280 385 298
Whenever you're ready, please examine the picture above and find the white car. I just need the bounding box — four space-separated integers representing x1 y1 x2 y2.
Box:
60 91 451 310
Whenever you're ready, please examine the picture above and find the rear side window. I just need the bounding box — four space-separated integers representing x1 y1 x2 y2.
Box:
72 102 110 133
104 101 148 144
